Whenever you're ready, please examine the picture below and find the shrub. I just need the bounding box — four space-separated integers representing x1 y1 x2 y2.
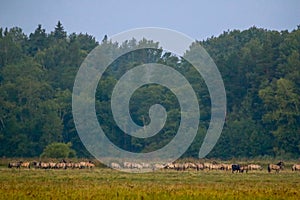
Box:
40 142 76 158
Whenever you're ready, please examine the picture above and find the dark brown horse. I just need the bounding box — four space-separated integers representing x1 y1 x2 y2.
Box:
8 161 22 168
268 161 284 173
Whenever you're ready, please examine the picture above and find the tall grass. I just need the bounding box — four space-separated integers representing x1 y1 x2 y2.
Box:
1 167 300 199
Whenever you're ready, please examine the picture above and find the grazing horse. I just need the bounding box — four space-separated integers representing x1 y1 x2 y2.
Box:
292 164 300 171
73 162 81 169
123 162 133 169
153 163 164 170
173 163 182 171
203 162 212 170
248 164 263 171
49 162 57 169
268 161 284 173
196 163 204 171
32 161 39 168
186 162 197 170
86 161 95 169
20 162 30 169
111 162 121 169
8 161 22 168
39 162 50 169
56 162 66 169
240 165 248 173
232 164 240 173
222 164 232 171
65 162 74 169
141 163 150 168
79 161 94 169
164 163 175 170
130 162 142 170
210 164 223 170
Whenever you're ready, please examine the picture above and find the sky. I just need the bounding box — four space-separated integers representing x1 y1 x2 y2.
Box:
0 0 299 42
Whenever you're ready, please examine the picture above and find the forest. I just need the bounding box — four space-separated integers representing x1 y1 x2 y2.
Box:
0 21 299 159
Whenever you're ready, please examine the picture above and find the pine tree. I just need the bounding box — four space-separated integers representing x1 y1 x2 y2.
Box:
53 21 66 40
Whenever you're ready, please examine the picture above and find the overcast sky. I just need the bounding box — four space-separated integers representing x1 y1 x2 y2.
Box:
1 0 299 42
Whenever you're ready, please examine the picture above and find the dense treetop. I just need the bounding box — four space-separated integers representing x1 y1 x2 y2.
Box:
0 22 299 159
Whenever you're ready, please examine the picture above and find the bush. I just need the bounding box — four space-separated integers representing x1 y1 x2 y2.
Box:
40 142 76 158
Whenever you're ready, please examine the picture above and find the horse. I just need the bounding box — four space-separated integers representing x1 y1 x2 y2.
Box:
221 164 232 171
49 162 57 169
111 162 121 169
20 161 31 169
8 161 22 168
292 164 300 171
268 161 284 173
203 162 211 170
39 162 50 169
86 161 95 169
210 163 224 170
247 164 263 171
240 165 248 173
56 162 66 169
196 163 204 171
173 163 186 171
232 164 240 173
79 160 94 169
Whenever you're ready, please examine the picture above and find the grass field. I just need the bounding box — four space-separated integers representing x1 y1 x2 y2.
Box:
0 166 300 200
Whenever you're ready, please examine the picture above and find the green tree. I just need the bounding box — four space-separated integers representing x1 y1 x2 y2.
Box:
28 24 48 56
52 21 66 41
0 27 25 67
1 23 300 159
40 142 76 158
259 78 300 157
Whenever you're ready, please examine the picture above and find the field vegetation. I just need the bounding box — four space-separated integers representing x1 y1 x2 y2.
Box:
1 159 300 199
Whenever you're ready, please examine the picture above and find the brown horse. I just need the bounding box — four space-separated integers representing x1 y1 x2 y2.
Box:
292 164 300 171
268 161 284 173
240 165 249 173
20 161 30 169
248 164 263 171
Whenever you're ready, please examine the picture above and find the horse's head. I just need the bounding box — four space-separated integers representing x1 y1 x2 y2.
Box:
277 161 284 169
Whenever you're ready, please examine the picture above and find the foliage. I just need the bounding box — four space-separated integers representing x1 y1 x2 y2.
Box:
40 142 76 158
0 22 299 159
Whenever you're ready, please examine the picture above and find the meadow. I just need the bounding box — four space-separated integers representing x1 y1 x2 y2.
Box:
0 163 300 200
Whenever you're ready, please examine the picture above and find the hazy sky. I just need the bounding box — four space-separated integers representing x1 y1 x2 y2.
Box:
1 0 299 41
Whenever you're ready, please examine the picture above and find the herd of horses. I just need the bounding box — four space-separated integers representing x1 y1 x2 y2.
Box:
6 160 300 173
164 161 300 173
7 160 95 169
111 161 300 173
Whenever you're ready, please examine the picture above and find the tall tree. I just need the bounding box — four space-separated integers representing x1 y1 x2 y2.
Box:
52 21 66 40
28 24 48 56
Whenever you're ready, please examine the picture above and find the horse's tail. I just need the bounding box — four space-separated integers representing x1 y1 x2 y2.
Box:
267 165 271 173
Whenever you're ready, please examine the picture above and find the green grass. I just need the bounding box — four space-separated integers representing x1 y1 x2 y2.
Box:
1 167 300 199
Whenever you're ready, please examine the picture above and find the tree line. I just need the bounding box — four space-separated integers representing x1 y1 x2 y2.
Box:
0 21 299 159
